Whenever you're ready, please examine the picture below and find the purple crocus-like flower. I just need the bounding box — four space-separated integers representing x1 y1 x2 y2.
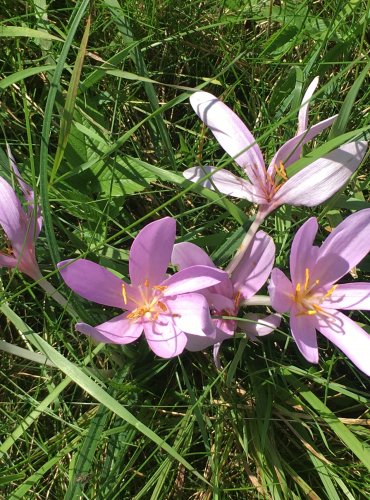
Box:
268 210 370 376
184 80 367 218
58 217 228 358
0 147 42 280
172 231 280 363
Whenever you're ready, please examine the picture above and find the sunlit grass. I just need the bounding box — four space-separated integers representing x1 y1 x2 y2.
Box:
0 0 369 498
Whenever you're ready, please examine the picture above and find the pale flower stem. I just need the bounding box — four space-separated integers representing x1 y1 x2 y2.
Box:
240 295 271 307
37 277 78 318
226 209 267 275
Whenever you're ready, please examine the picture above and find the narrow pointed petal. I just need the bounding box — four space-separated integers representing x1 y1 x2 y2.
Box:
290 307 319 363
232 230 275 300
144 319 187 358
238 313 281 337
268 115 337 175
321 283 370 310
271 141 367 210
297 77 319 135
290 217 318 285
0 177 28 255
76 313 143 344
169 293 215 336
183 166 261 202
58 259 126 308
0 253 18 269
172 242 215 270
163 265 227 296
6 144 34 204
129 217 176 286
190 91 266 184
313 208 370 285
314 310 370 376
268 268 294 313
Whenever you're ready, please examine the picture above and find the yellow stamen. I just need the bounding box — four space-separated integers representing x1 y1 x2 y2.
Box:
276 161 288 181
157 301 167 312
304 268 310 291
121 283 127 305
153 285 168 291
323 284 338 299
144 279 150 287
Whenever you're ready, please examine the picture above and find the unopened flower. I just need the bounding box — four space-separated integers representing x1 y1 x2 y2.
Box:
268 210 370 376
172 231 280 365
58 217 228 358
184 80 367 218
0 147 42 280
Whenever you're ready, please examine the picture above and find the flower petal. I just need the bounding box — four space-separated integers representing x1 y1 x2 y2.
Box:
290 307 319 363
321 283 370 310
129 217 176 286
314 310 370 376
238 313 281 337
290 217 318 285
172 242 215 270
0 177 28 255
58 259 126 308
271 141 367 210
168 293 215 336
268 115 337 175
163 265 228 296
0 253 18 269
268 268 294 313
313 208 370 285
297 77 319 135
232 230 275 300
185 328 229 352
183 166 260 202
190 91 266 184
76 313 143 344
144 319 187 358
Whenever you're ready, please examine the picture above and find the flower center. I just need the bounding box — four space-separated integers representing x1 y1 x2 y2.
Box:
293 268 337 316
252 161 288 202
122 279 171 322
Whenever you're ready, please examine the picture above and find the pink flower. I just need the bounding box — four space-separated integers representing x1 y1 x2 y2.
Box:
268 210 370 376
58 217 228 358
0 148 42 280
184 81 367 217
172 231 280 364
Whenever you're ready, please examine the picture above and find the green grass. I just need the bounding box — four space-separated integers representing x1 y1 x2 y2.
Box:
1 0 370 498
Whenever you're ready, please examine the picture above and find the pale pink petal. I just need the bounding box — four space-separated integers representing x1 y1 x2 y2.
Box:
183 166 261 202
185 328 229 352
271 141 368 210
144 319 187 358
314 208 370 285
297 77 319 135
290 217 318 285
0 177 28 255
206 292 235 312
6 145 34 204
58 259 126 308
268 115 337 176
190 91 266 184
313 310 370 376
238 313 281 337
0 253 18 269
168 293 215 336
172 242 215 270
268 268 294 313
76 313 143 344
163 265 227 296
232 230 275 300
290 307 319 363
321 283 370 310
129 217 176 286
